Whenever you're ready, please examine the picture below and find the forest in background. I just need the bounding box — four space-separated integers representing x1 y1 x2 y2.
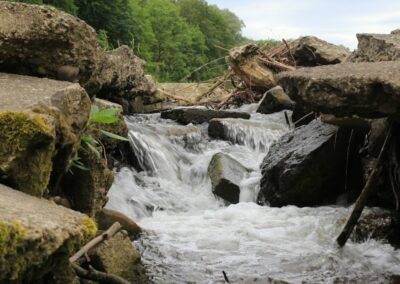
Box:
6 0 278 81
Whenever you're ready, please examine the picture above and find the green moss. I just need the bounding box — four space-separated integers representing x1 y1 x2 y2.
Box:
81 216 98 240
0 220 28 280
0 111 56 197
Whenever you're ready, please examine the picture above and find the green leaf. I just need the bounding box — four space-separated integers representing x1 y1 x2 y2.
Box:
99 130 129 141
81 133 98 145
90 107 120 124
84 141 101 158
72 162 89 171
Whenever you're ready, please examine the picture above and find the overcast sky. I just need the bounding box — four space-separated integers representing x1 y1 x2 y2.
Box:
207 0 400 49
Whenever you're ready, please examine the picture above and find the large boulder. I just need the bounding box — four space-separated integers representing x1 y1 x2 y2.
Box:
207 153 250 204
256 86 295 114
0 184 97 283
89 231 149 283
93 46 156 113
277 61 400 120
292 36 350 66
0 73 91 197
257 119 352 207
348 32 400 62
0 1 100 90
161 108 250 125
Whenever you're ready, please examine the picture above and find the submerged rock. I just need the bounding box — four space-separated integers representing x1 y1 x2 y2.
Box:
161 108 250 125
256 86 295 114
89 231 149 283
277 61 400 119
0 184 96 283
293 36 350 66
349 32 400 62
0 73 90 197
352 210 400 249
258 120 351 207
0 1 99 89
208 153 250 204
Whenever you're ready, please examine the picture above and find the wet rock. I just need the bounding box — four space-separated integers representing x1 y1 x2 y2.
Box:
321 114 372 132
352 210 400 248
61 146 114 217
293 36 350 66
96 208 142 240
0 73 90 197
89 231 149 283
348 32 400 62
277 61 400 119
208 153 250 204
0 2 99 89
258 119 352 207
93 46 156 113
0 183 97 283
161 108 250 125
208 118 285 151
256 86 295 114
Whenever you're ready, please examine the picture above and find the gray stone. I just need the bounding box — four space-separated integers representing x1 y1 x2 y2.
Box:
0 1 100 89
93 46 156 113
257 119 350 207
256 86 295 114
89 231 150 283
277 61 400 119
161 108 250 125
293 36 350 66
348 33 400 62
0 183 96 283
208 153 250 204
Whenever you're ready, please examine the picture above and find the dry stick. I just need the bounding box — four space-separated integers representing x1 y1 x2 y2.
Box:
293 112 315 126
71 263 131 284
70 222 122 263
336 125 392 247
257 56 296 71
157 88 193 104
196 71 232 102
282 38 297 68
180 56 226 82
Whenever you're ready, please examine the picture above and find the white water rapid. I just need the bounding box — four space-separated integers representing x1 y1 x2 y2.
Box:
106 106 400 283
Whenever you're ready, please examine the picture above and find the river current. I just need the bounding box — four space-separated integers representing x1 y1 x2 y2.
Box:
106 105 400 283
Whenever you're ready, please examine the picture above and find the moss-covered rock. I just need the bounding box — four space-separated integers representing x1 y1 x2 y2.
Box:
0 111 55 196
0 184 97 283
0 72 91 197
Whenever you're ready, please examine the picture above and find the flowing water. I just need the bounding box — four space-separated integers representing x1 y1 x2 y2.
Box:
106 106 400 283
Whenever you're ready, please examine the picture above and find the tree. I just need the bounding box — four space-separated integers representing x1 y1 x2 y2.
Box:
76 0 135 47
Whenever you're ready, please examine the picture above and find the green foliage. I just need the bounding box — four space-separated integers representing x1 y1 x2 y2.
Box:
97 29 111 50
71 105 128 171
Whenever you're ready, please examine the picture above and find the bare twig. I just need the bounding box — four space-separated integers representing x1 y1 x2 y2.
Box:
197 71 233 102
293 112 315 126
71 263 130 284
282 38 296 67
336 125 392 247
180 56 227 82
70 222 122 263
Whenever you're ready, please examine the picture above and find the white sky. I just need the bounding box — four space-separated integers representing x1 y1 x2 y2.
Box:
207 0 400 49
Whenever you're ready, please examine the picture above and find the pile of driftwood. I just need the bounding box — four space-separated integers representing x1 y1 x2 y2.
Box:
197 40 298 109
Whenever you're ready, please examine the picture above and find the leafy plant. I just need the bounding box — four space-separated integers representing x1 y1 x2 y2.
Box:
71 105 129 171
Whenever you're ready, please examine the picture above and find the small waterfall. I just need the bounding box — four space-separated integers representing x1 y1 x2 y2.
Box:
106 108 400 284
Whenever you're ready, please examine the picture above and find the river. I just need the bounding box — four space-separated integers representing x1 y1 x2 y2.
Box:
106 105 400 283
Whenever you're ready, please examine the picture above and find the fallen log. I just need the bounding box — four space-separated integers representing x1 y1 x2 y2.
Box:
336 125 393 247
